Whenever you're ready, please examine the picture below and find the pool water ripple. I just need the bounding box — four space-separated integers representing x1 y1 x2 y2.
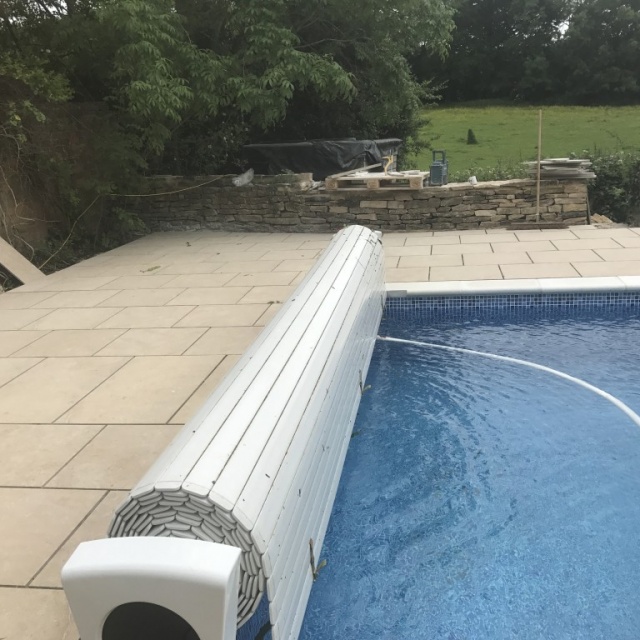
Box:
300 310 640 640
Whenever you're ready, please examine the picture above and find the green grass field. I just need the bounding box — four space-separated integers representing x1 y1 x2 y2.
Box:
412 105 640 176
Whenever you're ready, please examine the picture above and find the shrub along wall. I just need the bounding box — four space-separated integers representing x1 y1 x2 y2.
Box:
127 174 588 233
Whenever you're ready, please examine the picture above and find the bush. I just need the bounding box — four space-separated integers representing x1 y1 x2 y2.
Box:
585 150 640 224
449 160 527 183
466 128 478 144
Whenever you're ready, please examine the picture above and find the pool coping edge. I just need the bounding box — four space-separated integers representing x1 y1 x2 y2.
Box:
386 276 640 297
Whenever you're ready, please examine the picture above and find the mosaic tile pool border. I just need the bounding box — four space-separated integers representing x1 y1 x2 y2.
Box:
384 291 640 321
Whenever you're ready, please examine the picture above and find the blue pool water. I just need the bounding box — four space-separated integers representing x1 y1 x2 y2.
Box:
300 300 640 639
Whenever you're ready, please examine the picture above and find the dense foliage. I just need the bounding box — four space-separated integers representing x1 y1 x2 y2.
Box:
415 0 640 104
588 150 640 223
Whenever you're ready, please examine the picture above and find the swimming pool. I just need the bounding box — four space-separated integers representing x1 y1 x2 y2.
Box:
300 293 640 639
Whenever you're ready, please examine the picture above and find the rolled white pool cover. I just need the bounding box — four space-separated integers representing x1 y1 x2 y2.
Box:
108 225 385 640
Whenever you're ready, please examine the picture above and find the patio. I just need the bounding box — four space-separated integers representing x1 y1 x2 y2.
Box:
1 224 640 640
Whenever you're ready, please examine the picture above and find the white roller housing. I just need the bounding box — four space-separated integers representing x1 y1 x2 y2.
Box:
108 225 385 640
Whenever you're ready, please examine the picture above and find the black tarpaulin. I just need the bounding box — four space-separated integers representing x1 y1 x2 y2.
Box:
243 139 403 180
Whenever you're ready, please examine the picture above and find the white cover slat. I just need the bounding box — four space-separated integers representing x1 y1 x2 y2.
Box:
207 234 374 512
225 236 377 528
268 264 383 632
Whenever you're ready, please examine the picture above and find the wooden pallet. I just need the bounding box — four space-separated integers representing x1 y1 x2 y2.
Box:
325 171 428 190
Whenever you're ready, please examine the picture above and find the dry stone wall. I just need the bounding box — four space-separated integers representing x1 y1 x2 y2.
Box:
129 174 588 233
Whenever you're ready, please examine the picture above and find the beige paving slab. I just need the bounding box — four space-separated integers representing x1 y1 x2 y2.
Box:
528 249 602 263
379 233 409 246
570 226 638 239
239 285 296 304
492 240 557 253
226 272 300 287
0 357 128 423
156 262 226 276
48 424 182 489
260 249 320 261
0 291 56 309
404 235 461 246
204 250 270 262
613 236 640 248
551 238 623 250
176 304 269 328
594 248 640 262
0 330 47 356
167 287 250 306
384 245 433 257
385 267 430 282
0 357 41 386
36 276 120 291
0 308 52 330
397 255 463 268
500 263 581 279
160 273 235 288
432 243 493 255
460 232 518 243
31 490 128 588
13 329 125 357
32 290 119 309
255 303 283 327
97 288 183 307
97 327 206 356
429 265 503 281
170 355 241 424
0 424 101 486
514 230 578 241
0 586 78 640
298 240 334 250
385 256 399 269
273 259 318 272
573 261 640 277
201 243 263 254
25 307 121 330
289 272 307 287
447 229 489 236
57 355 223 424
238 242 305 252
216 260 281 273
185 327 263 355
0 487 104 585
97 305 194 329
464 252 532 266
97 274 179 289
64 264 164 279
0 236 45 284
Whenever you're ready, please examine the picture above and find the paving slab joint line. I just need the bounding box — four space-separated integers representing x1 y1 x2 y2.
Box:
166 355 232 424
26 489 109 587
51 357 134 423
42 425 108 488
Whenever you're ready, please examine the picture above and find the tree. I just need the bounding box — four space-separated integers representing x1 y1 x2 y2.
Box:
0 0 375 258
558 0 640 103
415 0 572 102
161 0 455 172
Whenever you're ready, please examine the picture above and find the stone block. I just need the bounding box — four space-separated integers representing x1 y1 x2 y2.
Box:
359 200 388 209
